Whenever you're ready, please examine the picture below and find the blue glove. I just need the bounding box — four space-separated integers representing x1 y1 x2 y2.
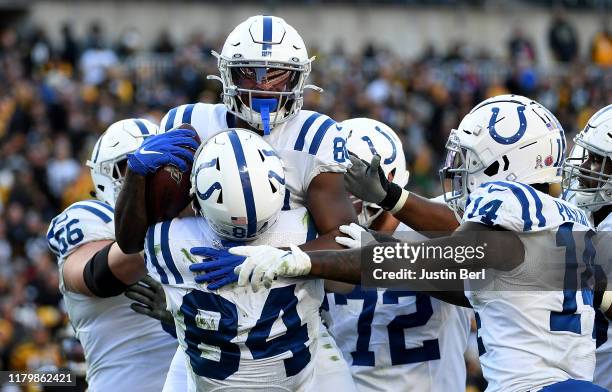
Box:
189 247 246 290
127 129 199 176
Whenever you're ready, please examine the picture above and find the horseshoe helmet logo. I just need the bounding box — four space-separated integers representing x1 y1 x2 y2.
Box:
360 125 398 164
488 105 527 145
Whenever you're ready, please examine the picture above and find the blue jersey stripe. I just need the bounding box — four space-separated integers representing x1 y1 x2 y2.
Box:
160 221 184 284
262 16 273 51
165 107 178 131
134 119 150 135
228 131 258 237
147 226 168 284
92 138 103 163
282 189 291 211
489 181 532 231
88 200 114 213
68 205 112 223
308 118 336 155
294 113 323 151
181 104 195 124
517 183 546 228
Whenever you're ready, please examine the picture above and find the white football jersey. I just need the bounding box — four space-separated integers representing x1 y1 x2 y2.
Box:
160 103 350 210
323 221 471 392
144 207 325 391
463 181 597 392
46 200 177 391
593 213 612 390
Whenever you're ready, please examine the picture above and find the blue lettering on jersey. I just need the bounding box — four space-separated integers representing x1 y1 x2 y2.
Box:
181 285 310 380
554 201 589 227
551 223 596 334
49 218 85 256
333 287 440 367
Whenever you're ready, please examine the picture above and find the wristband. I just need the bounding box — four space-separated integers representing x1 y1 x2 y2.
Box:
380 182 403 210
601 291 612 313
390 188 410 215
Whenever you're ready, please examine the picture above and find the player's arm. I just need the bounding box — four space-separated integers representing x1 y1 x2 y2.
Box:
115 171 148 253
229 222 523 308
115 129 199 253
301 172 359 251
345 155 458 233
63 240 146 297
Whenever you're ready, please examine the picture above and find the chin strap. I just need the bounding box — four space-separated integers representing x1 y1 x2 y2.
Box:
251 98 278 135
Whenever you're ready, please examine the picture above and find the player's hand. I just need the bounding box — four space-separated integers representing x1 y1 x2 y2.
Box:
189 247 245 290
344 153 407 211
230 245 311 292
344 153 388 204
335 223 367 249
125 275 174 326
127 129 199 176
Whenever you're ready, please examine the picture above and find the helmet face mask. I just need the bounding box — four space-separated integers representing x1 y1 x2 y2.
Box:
440 131 486 216
563 134 612 211
562 104 612 212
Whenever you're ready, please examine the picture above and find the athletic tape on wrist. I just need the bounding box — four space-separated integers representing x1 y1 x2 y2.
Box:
601 291 612 313
389 189 410 215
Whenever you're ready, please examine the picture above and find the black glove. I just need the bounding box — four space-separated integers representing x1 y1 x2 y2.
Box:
344 153 404 211
125 275 174 327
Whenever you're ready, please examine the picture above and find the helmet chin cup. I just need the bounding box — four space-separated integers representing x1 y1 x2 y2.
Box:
250 98 278 135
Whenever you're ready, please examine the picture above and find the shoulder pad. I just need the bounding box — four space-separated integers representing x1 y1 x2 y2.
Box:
464 181 548 232
47 200 115 257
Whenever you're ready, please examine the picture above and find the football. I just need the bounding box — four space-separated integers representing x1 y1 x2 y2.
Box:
145 123 201 223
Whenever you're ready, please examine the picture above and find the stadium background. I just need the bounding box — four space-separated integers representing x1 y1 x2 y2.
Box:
0 0 609 390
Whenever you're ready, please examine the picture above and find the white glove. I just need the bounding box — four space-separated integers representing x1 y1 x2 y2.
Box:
335 223 367 249
229 244 311 292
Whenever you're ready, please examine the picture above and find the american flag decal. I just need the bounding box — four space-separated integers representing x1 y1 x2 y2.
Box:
231 216 247 225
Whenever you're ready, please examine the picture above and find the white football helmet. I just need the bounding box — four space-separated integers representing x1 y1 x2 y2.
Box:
562 104 612 211
440 94 565 215
208 15 321 135
86 118 158 207
191 128 286 241
342 118 409 227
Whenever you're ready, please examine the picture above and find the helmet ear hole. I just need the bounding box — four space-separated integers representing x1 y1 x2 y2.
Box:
484 161 500 177
216 190 223 204
269 179 278 193
258 150 265 162
216 158 221 171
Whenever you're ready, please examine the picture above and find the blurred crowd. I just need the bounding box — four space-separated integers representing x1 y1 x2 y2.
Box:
0 12 609 390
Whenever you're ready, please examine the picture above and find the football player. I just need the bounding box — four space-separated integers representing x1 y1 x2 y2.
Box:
324 118 472 392
46 119 177 391
114 15 354 256
561 104 612 390
144 129 355 390
201 95 607 391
